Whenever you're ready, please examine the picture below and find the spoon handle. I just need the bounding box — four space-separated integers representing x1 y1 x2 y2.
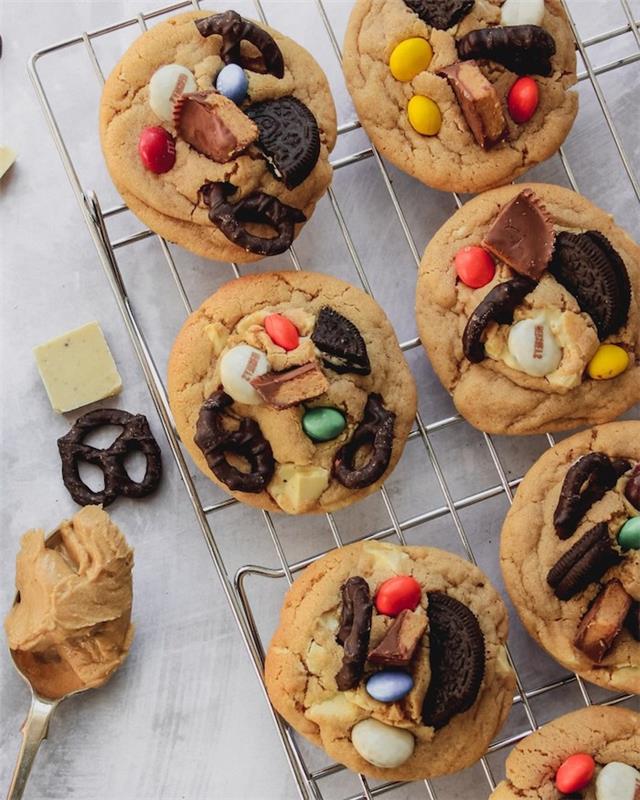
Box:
7 695 58 800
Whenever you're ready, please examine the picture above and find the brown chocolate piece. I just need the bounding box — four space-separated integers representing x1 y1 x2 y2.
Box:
482 190 555 280
195 11 284 78
200 181 306 256
250 362 329 408
438 61 508 149
368 609 427 667
553 453 631 539
547 522 621 601
403 0 474 30
333 394 395 490
574 579 632 662
462 276 536 363
174 92 257 163
625 600 640 641
335 577 373 691
624 463 640 510
194 390 274 493
457 25 556 76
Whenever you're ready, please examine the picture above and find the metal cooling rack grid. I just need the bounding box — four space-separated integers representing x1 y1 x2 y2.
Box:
28 1 639 798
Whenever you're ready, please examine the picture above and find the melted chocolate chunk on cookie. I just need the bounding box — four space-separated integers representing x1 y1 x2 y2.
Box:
403 0 474 30
335 576 372 691
554 453 631 539
457 25 556 76
57 409 162 507
311 306 371 375
422 592 485 730
333 394 395 489
195 10 284 79
201 181 306 256
549 231 631 339
626 600 640 640
462 276 536 363
246 97 321 189
194 390 274 493
547 522 621 601
625 463 640 510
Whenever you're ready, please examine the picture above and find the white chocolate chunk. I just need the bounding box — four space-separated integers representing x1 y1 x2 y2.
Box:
507 315 562 377
596 762 640 800
149 64 197 121
306 694 360 726
0 146 17 179
363 541 412 574
351 718 415 769
219 344 269 405
501 0 545 26
269 463 330 513
205 321 229 355
33 322 122 413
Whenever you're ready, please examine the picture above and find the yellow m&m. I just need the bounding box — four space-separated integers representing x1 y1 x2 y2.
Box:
587 344 629 380
389 38 433 81
407 95 442 135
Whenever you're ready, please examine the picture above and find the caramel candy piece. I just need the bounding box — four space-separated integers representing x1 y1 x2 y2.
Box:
439 61 508 149
174 92 258 163
368 609 427 667
574 579 632 662
250 362 329 408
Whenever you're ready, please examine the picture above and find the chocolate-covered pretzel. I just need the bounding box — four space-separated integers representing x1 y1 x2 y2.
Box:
335 576 372 691
194 390 274 493
57 409 162 507
200 181 306 256
625 462 640 510
333 394 395 489
195 10 285 78
457 25 556 76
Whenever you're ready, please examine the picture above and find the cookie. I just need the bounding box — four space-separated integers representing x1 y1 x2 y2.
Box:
100 11 337 262
264 540 515 781
500 422 640 695
167 272 417 514
490 706 640 800
416 183 640 435
343 0 577 193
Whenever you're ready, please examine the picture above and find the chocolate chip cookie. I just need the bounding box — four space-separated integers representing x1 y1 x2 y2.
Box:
167 272 417 514
265 540 515 780
490 706 640 800
500 422 640 695
100 11 337 262
343 0 577 193
416 183 640 435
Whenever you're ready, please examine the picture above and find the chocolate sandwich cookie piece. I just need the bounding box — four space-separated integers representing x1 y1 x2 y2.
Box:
195 10 285 79
546 522 621 601
482 189 555 280
246 97 321 189
457 25 556 77
250 362 329 408
402 0 474 31
549 231 631 339
194 390 274 492
311 306 371 376
554 453 631 539
462 276 537 363
573 579 632 662
422 592 485 730
200 181 306 256
57 409 162 507
333 394 395 489
335 576 373 690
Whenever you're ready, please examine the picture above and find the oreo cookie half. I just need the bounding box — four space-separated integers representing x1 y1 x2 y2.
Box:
311 306 371 375
403 0 475 30
246 96 321 189
549 230 631 339
422 592 485 730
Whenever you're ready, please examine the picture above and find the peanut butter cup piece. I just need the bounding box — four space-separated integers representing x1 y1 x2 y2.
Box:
174 92 258 162
368 608 427 667
547 522 621 601
250 362 329 408
457 25 556 76
573 579 632 661
403 0 474 30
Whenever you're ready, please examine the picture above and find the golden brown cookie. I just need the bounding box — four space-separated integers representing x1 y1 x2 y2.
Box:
416 184 640 435
343 0 577 193
500 422 640 695
167 272 417 514
100 11 337 262
490 706 640 800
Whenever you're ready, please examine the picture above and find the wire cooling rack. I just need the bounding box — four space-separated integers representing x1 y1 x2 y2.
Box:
28 1 639 798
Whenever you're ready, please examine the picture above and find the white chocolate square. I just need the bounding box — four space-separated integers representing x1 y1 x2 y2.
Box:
0 146 17 179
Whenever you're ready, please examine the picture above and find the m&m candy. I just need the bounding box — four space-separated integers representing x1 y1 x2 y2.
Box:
302 407 346 442
454 246 496 288
219 344 269 405
366 670 414 703
507 77 539 124
149 64 197 120
216 64 249 105
407 95 442 136
587 344 629 380
375 576 421 616
507 317 562 377
389 38 433 82
138 127 176 174
555 753 595 794
351 718 415 769
501 0 545 26
617 517 640 550
264 314 299 351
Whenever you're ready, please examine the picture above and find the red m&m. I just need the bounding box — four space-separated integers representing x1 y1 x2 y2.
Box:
507 77 539 124
375 576 421 616
264 314 299 351
555 753 595 794
454 246 496 288
138 126 176 174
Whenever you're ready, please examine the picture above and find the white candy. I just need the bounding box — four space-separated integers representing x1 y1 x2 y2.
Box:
219 345 269 405
500 0 545 26
507 316 561 377
596 762 640 800
149 64 197 121
351 718 415 769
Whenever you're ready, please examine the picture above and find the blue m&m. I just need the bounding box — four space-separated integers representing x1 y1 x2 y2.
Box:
216 64 248 105
365 670 413 703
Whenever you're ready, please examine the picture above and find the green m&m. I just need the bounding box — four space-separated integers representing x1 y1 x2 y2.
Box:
617 516 640 550
302 407 346 442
